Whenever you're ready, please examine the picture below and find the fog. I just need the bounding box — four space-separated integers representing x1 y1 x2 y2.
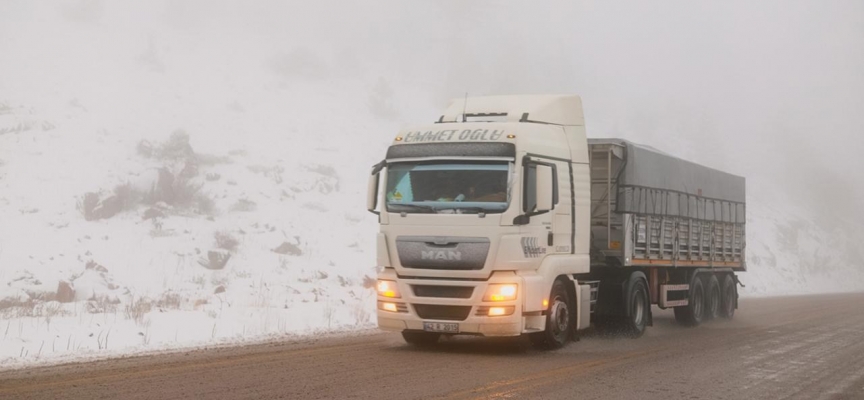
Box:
0 1 862 364
4 1 861 220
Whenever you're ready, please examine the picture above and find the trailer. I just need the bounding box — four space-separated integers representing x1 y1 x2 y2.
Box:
368 95 745 349
587 139 745 328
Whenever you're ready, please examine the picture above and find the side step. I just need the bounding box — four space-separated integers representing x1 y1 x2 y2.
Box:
576 280 600 332
581 280 600 313
659 284 689 308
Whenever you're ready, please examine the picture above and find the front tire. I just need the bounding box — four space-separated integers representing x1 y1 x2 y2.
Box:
402 331 440 346
674 274 705 326
530 279 573 350
623 275 649 338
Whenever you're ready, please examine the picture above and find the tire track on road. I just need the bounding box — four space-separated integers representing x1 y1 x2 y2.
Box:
448 296 859 399
0 337 386 396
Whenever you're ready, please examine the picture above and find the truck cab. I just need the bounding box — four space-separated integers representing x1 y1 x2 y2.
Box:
368 95 593 348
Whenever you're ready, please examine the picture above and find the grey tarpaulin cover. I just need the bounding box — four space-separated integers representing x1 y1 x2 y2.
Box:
589 139 746 223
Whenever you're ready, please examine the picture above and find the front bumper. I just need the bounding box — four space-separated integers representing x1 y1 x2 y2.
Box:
376 271 543 337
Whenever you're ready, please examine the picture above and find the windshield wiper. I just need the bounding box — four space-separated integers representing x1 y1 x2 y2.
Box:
440 206 489 216
390 203 439 214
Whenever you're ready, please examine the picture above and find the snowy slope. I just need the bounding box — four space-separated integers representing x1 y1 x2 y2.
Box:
1 1 862 367
742 192 864 296
0 2 399 365
0 84 391 366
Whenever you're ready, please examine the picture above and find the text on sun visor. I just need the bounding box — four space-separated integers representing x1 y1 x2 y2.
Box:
402 129 506 143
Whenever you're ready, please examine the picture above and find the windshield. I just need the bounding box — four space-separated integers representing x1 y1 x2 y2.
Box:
385 162 512 214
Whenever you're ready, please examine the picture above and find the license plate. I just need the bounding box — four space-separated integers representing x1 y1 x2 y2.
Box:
423 322 459 333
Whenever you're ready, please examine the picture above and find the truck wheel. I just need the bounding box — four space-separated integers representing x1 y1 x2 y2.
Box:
530 279 573 350
704 274 721 320
720 274 737 319
623 276 649 338
401 331 440 346
674 275 705 326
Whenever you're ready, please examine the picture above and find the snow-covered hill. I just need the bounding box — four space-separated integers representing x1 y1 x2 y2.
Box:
0 83 391 365
1 1 862 367
744 195 864 295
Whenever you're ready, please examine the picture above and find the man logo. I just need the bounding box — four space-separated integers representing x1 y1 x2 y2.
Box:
421 250 462 261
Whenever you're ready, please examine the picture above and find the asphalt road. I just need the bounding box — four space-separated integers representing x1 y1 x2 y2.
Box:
2 293 863 399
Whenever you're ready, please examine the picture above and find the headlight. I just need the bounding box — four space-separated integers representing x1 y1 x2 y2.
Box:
483 284 518 302
377 280 401 298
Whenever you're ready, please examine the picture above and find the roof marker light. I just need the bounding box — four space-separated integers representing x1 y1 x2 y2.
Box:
507 134 516 139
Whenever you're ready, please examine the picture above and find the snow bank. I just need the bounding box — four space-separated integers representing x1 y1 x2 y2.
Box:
741 192 864 296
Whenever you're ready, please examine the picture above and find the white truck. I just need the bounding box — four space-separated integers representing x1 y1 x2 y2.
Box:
367 95 745 349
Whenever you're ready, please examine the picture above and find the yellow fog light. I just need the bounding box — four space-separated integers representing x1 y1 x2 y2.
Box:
488 306 515 316
483 284 518 302
377 280 401 298
380 302 398 312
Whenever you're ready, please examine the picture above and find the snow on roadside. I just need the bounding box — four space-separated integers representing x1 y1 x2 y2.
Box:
0 64 394 366
0 109 383 366
742 191 864 297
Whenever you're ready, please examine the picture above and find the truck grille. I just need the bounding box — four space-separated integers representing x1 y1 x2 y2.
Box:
412 285 474 299
413 304 472 321
396 236 489 270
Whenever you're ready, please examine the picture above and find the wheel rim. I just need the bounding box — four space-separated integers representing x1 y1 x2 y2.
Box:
550 296 569 336
632 288 645 326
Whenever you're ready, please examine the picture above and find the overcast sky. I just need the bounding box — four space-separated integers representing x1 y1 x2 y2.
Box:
2 0 862 223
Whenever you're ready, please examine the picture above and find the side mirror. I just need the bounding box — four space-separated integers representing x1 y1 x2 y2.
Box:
535 164 554 212
367 172 380 215
516 160 557 225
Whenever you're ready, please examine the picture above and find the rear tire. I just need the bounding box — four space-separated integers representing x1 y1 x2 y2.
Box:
674 274 705 326
704 274 721 320
720 274 737 319
623 276 649 338
530 279 573 350
402 331 440 346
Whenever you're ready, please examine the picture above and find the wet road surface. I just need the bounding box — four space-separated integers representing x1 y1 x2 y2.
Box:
2 293 863 399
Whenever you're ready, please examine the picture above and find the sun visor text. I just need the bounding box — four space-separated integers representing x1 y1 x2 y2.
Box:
403 129 505 143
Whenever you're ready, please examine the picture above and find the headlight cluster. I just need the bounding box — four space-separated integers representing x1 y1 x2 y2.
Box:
483 284 518 302
376 280 401 298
